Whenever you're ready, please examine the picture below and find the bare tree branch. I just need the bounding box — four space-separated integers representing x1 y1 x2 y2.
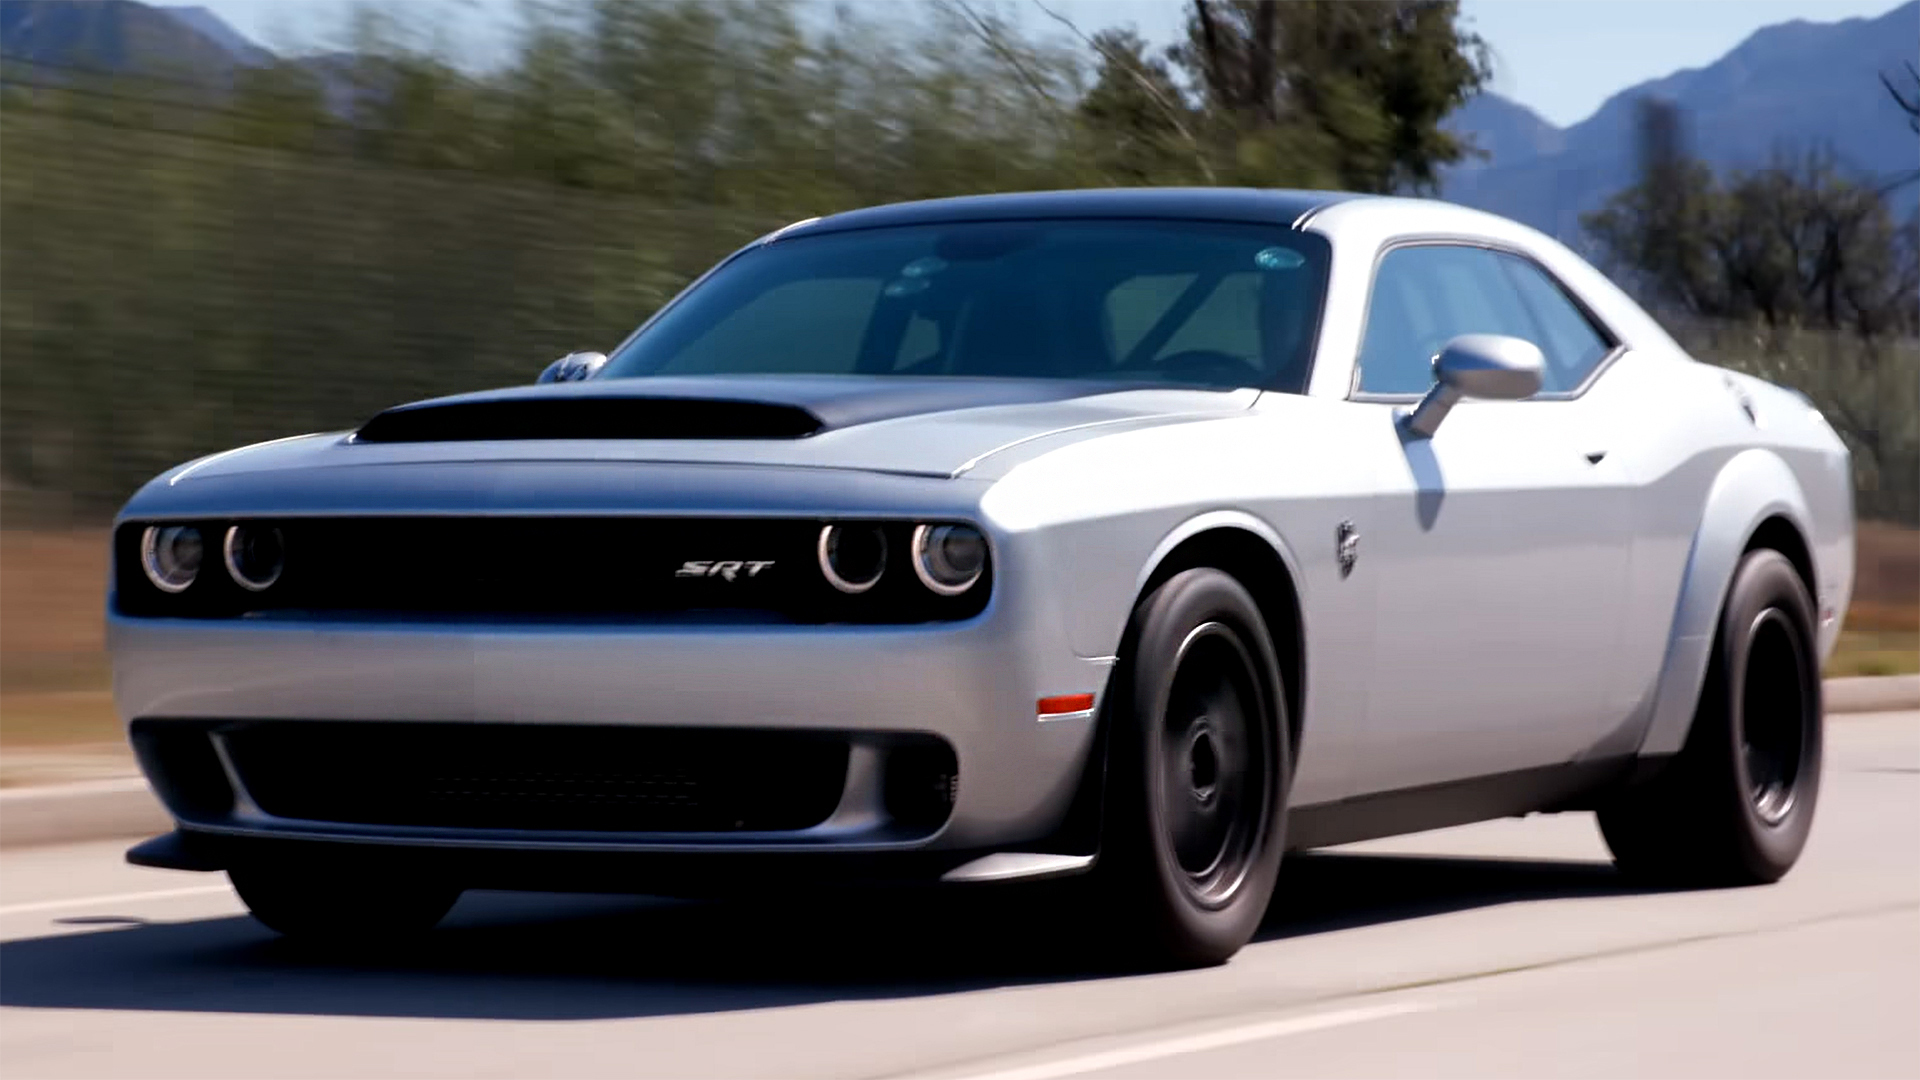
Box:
1192 0 1231 112
1028 0 1216 181
1882 59 1920 134
942 0 1073 127
1246 0 1279 125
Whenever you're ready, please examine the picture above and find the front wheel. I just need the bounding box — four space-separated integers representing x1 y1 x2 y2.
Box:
1091 568 1289 969
1598 548 1823 885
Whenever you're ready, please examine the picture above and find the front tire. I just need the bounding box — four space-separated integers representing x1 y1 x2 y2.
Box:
1598 548 1823 885
229 857 461 943
1093 568 1289 969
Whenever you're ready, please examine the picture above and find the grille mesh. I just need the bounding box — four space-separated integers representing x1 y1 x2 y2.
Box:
216 721 851 833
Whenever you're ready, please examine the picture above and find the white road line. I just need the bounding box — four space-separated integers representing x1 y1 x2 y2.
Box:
0 884 233 918
903 1000 1437 1080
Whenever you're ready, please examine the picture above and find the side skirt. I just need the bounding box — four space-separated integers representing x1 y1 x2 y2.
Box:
1286 755 1637 851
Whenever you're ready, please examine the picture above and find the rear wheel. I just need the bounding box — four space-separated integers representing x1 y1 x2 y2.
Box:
229 857 460 943
1092 568 1288 969
1598 549 1823 885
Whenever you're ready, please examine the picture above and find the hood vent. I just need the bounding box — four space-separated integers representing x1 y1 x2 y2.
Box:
355 397 825 443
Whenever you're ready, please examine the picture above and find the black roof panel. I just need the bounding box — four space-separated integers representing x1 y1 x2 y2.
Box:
783 188 1362 238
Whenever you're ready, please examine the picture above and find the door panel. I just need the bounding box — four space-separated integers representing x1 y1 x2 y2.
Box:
1353 398 1630 793
1342 242 1633 795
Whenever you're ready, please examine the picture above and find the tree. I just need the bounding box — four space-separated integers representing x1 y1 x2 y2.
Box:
1075 27 1204 184
1584 136 1918 337
1169 0 1490 193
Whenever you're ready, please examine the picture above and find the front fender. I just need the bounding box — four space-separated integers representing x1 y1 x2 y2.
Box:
1637 449 1814 758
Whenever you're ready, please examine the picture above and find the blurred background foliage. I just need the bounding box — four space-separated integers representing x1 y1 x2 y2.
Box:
0 0 1913 524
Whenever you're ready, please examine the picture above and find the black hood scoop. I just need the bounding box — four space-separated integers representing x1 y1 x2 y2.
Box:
352 374 1226 445
355 395 824 443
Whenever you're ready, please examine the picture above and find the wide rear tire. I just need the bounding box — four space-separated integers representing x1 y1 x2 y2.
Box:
1091 568 1289 969
1598 549 1823 885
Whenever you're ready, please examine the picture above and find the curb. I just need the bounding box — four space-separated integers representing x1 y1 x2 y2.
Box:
1825 675 1920 716
2 676 1916 852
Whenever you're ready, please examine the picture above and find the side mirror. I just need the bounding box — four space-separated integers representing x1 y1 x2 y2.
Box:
1399 334 1544 438
537 351 608 384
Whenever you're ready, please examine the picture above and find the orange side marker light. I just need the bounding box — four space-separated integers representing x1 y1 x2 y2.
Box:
1037 693 1095 717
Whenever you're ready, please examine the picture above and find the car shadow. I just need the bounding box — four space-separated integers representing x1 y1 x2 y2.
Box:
0 850 1653 1021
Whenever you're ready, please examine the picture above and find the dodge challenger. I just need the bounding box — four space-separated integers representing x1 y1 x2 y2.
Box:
113 188 1853 968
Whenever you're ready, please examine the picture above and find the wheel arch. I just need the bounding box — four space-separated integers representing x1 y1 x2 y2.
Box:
1638 449 1818 759
1132 512 1305 758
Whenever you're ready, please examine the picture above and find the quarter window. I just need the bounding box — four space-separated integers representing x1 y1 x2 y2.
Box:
1357 245 1615 396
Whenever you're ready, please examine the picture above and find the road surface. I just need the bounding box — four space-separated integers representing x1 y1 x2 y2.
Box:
3 712 1916 1079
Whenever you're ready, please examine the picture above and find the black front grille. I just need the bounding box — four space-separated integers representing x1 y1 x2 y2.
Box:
113 517 990 623
208 721 852 833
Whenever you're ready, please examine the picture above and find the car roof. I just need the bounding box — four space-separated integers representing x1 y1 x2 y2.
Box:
780 188 1369 238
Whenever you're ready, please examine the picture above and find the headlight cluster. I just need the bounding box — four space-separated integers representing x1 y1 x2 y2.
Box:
818 522 988 598
134 523 284 596
118 515 990 624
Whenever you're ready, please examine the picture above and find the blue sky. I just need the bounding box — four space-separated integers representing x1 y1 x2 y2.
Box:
193 0 1909 128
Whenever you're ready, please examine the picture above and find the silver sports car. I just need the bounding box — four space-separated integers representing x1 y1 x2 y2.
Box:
114 188 1853 967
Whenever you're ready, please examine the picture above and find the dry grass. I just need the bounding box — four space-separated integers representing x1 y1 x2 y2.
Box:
0 530 117 750
0 522 1914 751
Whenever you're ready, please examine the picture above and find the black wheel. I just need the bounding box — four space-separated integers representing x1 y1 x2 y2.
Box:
1598 549 1823 885
228 857 460 943
1092 567 1288 969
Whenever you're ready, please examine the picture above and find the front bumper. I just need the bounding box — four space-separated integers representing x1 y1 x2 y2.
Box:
110 605 1111 856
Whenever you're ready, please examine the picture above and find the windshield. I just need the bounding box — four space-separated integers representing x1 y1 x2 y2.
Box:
600 219 1331 392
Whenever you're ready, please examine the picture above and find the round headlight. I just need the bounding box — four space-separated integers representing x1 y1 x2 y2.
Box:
140 525 203 593
912 524 986 596
818 523 887 594
223 524 284 591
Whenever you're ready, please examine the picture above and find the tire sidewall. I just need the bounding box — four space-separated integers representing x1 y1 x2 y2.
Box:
1714 550 1824 878
1108 568 1289 964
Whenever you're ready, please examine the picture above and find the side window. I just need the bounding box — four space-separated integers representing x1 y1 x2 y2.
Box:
1358 245 1535 395
1495 254 1615 393
895 313 942 370
1155 272 1261 363
1104 274 1196 360
1102 272 1262 367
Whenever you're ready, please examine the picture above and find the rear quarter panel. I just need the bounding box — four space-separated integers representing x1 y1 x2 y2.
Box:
1621 360 1854 759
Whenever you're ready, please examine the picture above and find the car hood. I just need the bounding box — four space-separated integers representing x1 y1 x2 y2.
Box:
160 375 1257 486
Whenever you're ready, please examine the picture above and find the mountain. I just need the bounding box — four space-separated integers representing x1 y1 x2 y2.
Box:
1445 0 1920 240
1444 92 1564 175
159 5 270 66
1 0 363 112
0 0 247 80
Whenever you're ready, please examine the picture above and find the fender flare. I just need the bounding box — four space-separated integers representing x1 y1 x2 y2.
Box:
1132 509 1308 605
1637 449 1815 758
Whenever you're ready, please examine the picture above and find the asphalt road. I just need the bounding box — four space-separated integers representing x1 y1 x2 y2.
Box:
3 712 1916 1080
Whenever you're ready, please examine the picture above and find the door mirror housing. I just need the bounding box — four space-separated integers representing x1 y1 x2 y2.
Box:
1399 334 1544 438
537 351 608 384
